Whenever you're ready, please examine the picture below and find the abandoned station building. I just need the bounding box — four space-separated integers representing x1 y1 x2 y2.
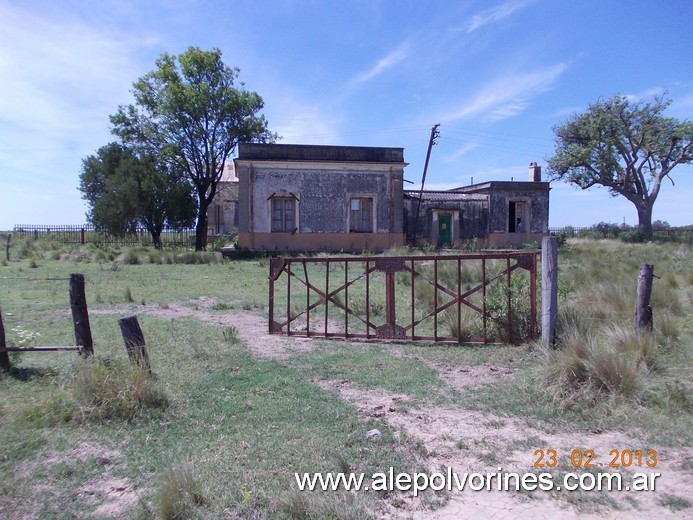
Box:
230 143 549 252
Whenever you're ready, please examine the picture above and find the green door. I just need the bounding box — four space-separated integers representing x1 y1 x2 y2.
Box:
438 215 452 247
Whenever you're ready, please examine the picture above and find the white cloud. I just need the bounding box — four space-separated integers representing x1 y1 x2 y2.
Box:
467 0 528 33
271 109 341 145
0 5 146 137
442 63 568 123
443 142 480 163
351 43 408 86
623 87 667 103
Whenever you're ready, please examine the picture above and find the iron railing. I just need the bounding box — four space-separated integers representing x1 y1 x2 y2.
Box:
269 252 539 345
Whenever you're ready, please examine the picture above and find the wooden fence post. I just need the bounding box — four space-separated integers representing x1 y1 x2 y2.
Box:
542 237 558 347
634 264 654 332
118 316 151 372
0 308 10 370
5 233 10 261
69 273 94 357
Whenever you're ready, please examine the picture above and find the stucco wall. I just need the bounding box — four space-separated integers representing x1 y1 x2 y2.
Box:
236 146 405 252
246 167 399 234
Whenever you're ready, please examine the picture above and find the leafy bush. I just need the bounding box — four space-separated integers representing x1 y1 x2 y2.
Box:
619 229 647 243
485 271 535 342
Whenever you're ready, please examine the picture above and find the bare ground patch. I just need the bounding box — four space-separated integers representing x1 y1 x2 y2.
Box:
75 297 316 359
143 298 316 359
319 379 692 519
9 442 141 519
77 476 140 518
418 359 514 391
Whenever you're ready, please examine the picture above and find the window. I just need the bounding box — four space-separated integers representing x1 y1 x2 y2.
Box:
271 197 295 232
349 197 373 232
508 201 526 233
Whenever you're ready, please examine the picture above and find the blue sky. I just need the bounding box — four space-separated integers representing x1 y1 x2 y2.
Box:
1 0 692 230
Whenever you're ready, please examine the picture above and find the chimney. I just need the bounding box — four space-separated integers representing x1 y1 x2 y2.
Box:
529 162 542 182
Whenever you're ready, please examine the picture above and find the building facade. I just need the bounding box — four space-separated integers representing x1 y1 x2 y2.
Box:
404 163 550 248
207 163 239 236
235 143 407 252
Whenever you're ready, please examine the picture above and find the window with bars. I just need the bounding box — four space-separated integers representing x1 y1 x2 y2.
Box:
271 197 295 232
349 197 373 232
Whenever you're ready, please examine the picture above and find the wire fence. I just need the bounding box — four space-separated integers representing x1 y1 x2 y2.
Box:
11 224 219 248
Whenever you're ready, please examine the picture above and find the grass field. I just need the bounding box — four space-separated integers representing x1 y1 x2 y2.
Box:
0 238 691 519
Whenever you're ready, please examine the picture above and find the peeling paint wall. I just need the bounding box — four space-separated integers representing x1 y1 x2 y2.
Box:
404 181 550 247
236 144 406 252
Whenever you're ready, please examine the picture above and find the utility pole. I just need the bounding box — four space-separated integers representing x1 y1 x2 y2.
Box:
413 124 440 243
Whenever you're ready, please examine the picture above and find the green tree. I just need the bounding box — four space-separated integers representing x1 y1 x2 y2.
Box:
111 46 276 250
547 94 693 236
79 143 196 249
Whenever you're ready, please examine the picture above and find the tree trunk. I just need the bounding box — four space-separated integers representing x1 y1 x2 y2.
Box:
151 231 162 250
195 202 208 251
636 203 654 237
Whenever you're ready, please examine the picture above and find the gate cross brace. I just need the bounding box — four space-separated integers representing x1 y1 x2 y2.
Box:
277 263 379 332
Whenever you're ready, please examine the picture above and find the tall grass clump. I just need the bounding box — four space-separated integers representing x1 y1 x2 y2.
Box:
72 358 168 422
441 305 484 341
276 490 370 520
543 325 659 400
157 462 206 520
123 248 141 265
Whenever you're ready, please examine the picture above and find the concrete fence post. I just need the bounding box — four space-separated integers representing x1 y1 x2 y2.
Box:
542 237 558 347
634 264 654 332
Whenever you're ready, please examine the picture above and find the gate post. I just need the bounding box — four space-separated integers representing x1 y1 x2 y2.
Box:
542 237 558 347
118 315 151 372
0 308 10 370
69 273 94 357
634 264 654 332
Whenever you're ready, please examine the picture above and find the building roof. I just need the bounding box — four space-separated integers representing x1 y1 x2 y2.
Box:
219 162 237 182
237 143 405 163
451 181 550 194
403 190 487 201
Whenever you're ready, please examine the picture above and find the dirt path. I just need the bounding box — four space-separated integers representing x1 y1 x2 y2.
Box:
100 299 691 518
318 380 690 519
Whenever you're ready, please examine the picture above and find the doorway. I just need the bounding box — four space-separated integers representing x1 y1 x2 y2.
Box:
438 215 452 247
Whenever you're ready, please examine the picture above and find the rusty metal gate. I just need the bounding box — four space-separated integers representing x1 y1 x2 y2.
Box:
268 252 538 344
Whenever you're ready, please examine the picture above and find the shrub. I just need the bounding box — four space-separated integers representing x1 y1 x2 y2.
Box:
485 271 535 342
619 229 647 243
123 248 141 265
555 229 569 248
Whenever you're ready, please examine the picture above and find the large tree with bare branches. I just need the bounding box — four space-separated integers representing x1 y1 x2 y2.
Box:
547 94 692 236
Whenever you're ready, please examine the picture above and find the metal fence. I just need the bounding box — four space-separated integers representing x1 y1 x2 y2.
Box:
11 224 218 248
269 252 539 345
549 226 692 241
